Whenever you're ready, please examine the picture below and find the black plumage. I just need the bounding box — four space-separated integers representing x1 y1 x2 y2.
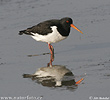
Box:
19 17 73 37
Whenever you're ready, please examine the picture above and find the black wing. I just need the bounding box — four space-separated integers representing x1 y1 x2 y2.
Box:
19 19 60 36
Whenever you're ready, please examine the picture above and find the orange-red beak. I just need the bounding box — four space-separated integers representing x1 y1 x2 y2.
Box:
71 24 83 34
75 78 84 85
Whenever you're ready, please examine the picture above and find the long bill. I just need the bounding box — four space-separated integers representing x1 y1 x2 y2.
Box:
70 24 83 34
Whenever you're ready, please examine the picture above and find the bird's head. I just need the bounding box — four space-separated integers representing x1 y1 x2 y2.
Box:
60 17 83 34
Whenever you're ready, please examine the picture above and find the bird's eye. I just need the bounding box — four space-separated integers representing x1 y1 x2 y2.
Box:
66 21 69 23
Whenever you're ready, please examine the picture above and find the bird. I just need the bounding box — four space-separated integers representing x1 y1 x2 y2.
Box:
19 17 83 67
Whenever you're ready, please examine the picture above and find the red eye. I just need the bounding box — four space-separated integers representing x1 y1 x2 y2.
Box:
66 21 69 23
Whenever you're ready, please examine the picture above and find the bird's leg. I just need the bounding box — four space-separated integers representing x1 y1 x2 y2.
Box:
47 43 54 67
49 44 54 61
50 44 54 60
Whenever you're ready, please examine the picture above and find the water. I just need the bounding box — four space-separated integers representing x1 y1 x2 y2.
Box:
0 0 110 100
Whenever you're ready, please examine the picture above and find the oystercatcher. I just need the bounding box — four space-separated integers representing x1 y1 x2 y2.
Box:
19 17 83 67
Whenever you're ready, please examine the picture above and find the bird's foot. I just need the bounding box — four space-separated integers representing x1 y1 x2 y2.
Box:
47 62 53 67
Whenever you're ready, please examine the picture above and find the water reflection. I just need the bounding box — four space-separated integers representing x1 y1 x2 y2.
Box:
23 65 77 88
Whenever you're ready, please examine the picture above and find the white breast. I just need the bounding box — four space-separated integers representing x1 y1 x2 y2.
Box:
31 26 67 43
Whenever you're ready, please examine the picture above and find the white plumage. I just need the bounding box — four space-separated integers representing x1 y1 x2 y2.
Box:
31 26 67 44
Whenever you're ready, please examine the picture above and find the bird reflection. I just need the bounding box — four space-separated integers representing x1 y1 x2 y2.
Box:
23 65 77 88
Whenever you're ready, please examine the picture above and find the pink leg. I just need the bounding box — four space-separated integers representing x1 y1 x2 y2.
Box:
48 43 54 67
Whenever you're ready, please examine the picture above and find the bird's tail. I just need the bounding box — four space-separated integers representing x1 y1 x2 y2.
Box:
19 30 27 35
19 29 34 36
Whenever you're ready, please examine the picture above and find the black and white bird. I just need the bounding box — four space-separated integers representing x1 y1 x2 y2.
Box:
19 17 83 67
